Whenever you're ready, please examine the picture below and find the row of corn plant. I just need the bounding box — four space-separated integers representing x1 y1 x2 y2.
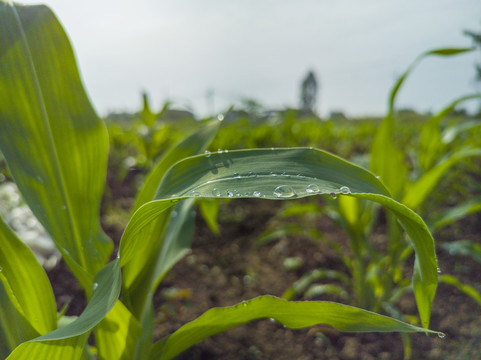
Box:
0 2 443 359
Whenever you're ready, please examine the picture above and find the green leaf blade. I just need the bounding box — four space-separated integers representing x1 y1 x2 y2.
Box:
0 216 57 350
153 296 441 360
0 2 111 287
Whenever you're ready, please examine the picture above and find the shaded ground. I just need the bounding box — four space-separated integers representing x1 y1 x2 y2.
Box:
47 184 481 359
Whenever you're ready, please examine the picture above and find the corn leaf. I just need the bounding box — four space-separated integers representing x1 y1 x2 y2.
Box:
439 275 481 306
198 198 221 235
123 120 219 319
402 148 481 210
0 216 57 354
0 1 111 289
370 47 473 198
418 94 481 171
6 259 121 360
151 296 442 360
119 148 438 329
94 301 142 360
132 120 220 213
431 197 481 230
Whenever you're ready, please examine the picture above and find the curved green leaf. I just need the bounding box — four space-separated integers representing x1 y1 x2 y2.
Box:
439 275 481 306
371 47 473 197
431 197 481 230
403 148 481 210
0 216 57 352
0 1 111 289
418 94 481 171
151 296 442 360
6 259 121 360
132 120 220 213
94 301 142 360
119 148 438 328
387 48 474 117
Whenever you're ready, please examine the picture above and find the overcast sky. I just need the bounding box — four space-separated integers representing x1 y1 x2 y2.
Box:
20 0 481 117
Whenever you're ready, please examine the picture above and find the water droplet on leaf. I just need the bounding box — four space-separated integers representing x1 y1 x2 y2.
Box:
227 191 234 197
92 282 98 291
204 150 211 158
437 333 446 339
306 184 320 193
212 188 221 197
274 185 296 198
253 191 261 197
329 192 337 200
340 186 350 194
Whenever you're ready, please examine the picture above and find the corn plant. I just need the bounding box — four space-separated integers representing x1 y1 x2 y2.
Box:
0 2 444 359
283 47 481 320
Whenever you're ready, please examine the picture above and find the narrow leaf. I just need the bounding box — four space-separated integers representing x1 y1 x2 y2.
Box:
0 215 57 351
152 296 441 360
6 259 121 359
132 120 219 213
403 148 481 210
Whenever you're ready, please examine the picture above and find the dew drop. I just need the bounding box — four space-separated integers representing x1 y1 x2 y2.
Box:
340 186 351 194
204 150 211 158
253 191 261 197
224 149 229 153
217 149 223 154
437 267 442 274
234 173 241 179
212 188 221 197
274 185 296 198
191 191 201 197
270 172 277 176
437 332 446 339
248 171 256 178
306 184 320 193
329 192 337 200
241 301 248 307
217 113 224 121
92 282 98 291
227 190 234 197
269 318 276 323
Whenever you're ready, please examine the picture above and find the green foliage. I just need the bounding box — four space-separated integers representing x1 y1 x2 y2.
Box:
0 2 453 359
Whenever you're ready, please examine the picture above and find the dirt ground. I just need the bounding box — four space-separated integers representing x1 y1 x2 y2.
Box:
47 172 481 360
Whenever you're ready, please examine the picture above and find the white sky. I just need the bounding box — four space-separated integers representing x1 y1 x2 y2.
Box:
19 0 481 117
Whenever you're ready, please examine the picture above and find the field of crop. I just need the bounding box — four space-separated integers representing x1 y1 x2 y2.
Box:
1 2 481 360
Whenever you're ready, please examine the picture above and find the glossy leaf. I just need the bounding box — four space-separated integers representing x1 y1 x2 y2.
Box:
6 259 121 359
94 301 142 360
0 216 57 352
119 148 438 328
0 1 111 288
151 296 442 360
